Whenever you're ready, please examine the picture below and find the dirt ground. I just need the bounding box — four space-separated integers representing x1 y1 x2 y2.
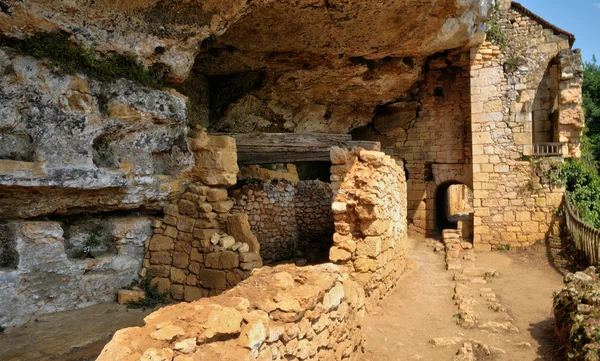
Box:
363 235 567 361
0 235 568 361
0 303 152 361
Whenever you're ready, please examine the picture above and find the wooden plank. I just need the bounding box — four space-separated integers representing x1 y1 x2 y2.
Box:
212 133 381 164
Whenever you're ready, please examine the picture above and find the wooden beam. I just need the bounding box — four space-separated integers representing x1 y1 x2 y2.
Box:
210 133 381 164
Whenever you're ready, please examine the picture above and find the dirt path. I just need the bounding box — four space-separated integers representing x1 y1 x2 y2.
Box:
0 303 152 361
363 235 566 361
0 235 567 361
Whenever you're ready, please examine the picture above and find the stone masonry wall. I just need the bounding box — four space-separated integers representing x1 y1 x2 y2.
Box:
329 147 407 300
355 48 473 235
231 179 334 263
469 37 569 249
97 264 366 361
230 181 298 262
295 180 335 262
557 49 585 158
141 133 263 299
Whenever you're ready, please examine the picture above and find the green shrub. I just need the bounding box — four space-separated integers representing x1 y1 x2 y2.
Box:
486 2 506 47
126 276 170 309
7 33 161 87
560 154 600 229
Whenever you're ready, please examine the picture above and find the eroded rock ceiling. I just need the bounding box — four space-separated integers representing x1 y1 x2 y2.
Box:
1 0 492 133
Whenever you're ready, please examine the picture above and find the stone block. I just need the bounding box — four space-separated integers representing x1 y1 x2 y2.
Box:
151 277 171 293
164 226 178 239
356 237 381 258
171 268 187 284
193 228 219 240
117 289 146 304
177 217 196 233
240 260 263 271
207 188 228 202
522 222 539 234
190 248 204 262
220 236 236 249
195 219 220 229
239 252 262 262
360 219 389 236
147 265 171 278
199 269 227 289
173 252 190 268
330 147 348 165
212 201 234 213
178 199 197 216
164 215 178 226
330 246 351 262
149 234 174 251
184 286 203 302
164 204 179 216
205 251 239 270
227 214 260 253
150 251 172 265
189 261 201 275
198 203 213 213
170 284 184 300
354 258 377 273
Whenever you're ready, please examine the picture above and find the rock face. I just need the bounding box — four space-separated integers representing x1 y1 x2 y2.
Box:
0 218 152 327
1 0 492 133
0 48 192 218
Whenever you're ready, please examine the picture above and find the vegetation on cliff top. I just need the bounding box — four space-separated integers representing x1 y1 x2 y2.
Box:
1 32 162 87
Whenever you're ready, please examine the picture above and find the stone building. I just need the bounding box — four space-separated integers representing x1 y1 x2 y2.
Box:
469 1 584 250
355 0 584 249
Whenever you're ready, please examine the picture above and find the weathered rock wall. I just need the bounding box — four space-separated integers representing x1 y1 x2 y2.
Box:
0 48 192 219
97 264 366 361
470 37 568 249
0 0 492 85
230 179 334 263
329 147 407 300
0 218 152 327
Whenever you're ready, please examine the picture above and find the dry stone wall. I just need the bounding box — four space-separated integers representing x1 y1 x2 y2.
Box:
97 264 366 361
230 181 298 262
141 133 263 300
329 147 407 300
230 179 334 263
469 20 575 249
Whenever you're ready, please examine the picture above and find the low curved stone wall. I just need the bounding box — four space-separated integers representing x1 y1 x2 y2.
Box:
97 264 365 361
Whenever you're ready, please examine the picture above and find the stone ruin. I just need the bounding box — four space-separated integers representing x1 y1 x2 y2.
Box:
0 0 588 359
97 264 366 361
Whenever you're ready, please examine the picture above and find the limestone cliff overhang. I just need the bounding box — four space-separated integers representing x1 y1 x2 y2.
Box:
511 2 576 47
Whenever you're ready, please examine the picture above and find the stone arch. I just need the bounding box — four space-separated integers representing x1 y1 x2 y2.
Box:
424 164 473 235
433 180 473 235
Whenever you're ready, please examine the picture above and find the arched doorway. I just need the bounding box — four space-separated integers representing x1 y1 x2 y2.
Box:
434 181 474 236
